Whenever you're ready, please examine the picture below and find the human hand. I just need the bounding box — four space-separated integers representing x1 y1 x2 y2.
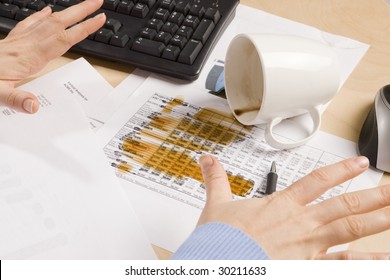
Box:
0 0 105 113
198 155 390 260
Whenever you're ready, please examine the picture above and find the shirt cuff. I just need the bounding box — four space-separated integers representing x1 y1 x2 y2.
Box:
171 222 269 260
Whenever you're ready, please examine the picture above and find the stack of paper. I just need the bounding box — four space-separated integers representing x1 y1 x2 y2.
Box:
0 59 155 259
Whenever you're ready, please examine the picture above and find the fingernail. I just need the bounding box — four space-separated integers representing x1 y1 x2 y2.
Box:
355 156 369 168
199 155 213 171
41 6 52 14
22 99 35 113
94 13 106 20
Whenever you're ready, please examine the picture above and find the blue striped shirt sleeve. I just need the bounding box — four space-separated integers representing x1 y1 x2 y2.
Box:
171 222 269 260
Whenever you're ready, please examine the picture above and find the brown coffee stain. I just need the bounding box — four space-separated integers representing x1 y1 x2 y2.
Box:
118 96 254 197
234 107 260 117
162 96 185 113
117 162 133 173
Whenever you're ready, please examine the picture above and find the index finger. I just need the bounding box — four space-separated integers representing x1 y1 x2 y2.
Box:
30 0 104 39
51 0 104 27
283 156 369 205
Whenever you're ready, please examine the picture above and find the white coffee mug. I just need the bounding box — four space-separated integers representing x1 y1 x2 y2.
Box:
224 34 340 149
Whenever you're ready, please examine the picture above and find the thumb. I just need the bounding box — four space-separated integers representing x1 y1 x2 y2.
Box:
0 87 39 114
199 155 232 207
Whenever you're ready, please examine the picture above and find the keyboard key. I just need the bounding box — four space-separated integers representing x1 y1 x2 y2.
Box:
13 0 31 8
161 21 178 34
204 8 221 24
0 3 19 19
139 0 155 9
160 0 175 12
189 4 205 18
139 27 157 39
147 18 163 31
131 3 149 18
154 8 169 22
170 34 187 49
132 37 165 57
162 44 180 61
104 18 122 33
192 19 215 44
15 7 35 20
178 39 202 64
168 11 184 25
109 32 130 47
176 25 192 40
183 15 200 29
28 0 45 10
95 28 114 44
175 1 190 15
116 0 134 15
102 0 119 11
155 31 172 45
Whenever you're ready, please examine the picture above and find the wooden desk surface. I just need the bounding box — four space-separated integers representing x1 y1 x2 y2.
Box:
30 0 390 258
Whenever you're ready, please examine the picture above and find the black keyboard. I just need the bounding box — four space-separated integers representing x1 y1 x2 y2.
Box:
0 0 239 80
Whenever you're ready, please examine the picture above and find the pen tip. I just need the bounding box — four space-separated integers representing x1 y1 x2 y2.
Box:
271 161 276 172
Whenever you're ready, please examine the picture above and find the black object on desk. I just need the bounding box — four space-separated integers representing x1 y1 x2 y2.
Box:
265 161 278 195
0 0 239 81
358 84 390 173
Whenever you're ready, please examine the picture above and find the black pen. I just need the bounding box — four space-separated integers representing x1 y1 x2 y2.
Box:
265 161 278 195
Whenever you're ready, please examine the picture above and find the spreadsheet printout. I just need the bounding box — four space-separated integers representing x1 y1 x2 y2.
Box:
98 75 383 251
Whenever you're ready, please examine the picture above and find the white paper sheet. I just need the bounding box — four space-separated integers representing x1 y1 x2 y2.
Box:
97 74 383 252
0 96 156 259
87 69 150 129
0 60 156 259
0 58 114 130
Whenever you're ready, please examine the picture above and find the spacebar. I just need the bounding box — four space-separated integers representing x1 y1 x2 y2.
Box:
131 38 165 57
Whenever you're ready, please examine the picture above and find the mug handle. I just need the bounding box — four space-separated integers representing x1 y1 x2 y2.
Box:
264 107 322 149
